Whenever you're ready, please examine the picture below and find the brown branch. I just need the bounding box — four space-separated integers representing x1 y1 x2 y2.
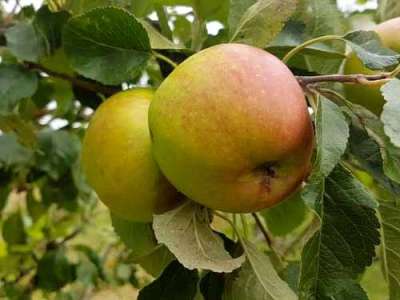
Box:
24 62 119 96
296 73 392 87
251 213 273 248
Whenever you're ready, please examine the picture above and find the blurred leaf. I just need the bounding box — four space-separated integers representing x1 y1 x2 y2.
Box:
351 105 400 184
33 5 71 55
135 245 174 278
138 260 199 300
228 0 255 33
378 0 400 22
111 213 158 258
41 173 79 210
268 21 346 60
139 20 183 49
0 65 38 112
291 0 346 74
2 212 27 245
63 7 151 85
200 272 224 300
344 30 400 70
224 240 297 300
0 133 34 169
381 79 400 147
36 130 80 180
0 114 37 147
37 248 76 291
347 120 400 195
153 201 245 272
5 23 44 62
229 0 297 47
262 192 307 236
299 165 380 299
379 197 400 300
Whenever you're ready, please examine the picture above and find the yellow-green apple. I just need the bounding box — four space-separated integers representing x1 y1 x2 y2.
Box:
82 89 180 222
149 43 314 213
344 17 400 115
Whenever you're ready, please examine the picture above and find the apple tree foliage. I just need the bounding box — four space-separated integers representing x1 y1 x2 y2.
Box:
0 0 400 299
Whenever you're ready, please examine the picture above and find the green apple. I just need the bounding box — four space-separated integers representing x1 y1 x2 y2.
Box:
149 43 314 213
344 17 400 115
82 89 180 222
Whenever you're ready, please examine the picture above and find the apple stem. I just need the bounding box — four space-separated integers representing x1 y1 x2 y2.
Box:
153 51 178 69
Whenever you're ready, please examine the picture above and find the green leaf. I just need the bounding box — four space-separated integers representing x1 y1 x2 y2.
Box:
379 198 400 300
351 105 400 184
315 96 350 177
36 130 81 180
381 79 400 148
343 30 400 70
2 212 26 245
138 260 199 300
138 20 183 49
299 165 380 299
224 240 297 300
153 201 245 273
378 0 400 22
302 96 349 209
111 213 158 258
63 7 151 85
37 248 76 291
262 192 307 236
0 65 38 112
230 0 297 48
5 23 44 62
0 133 34 169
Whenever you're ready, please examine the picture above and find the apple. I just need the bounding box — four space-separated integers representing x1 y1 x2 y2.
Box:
82 89 180 222
344 17 400 115
149 43 314 213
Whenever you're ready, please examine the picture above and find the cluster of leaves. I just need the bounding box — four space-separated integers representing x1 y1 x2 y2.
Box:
1 0 400 299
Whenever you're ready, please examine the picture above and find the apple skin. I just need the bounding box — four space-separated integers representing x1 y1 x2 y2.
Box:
82 89 180 222
344 17 400 115
149 43 314 213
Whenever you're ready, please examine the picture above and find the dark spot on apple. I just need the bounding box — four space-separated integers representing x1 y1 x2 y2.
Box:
254 162 278 193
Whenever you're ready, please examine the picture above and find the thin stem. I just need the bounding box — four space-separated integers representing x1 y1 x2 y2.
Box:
283 35 344 64
232 213 238 240
24 62 119 95
153 51 178 68
155 4 172 40
240 214 249 239
251 213 273 248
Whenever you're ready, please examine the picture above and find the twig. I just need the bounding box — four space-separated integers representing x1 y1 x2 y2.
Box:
24 62 119 96
296 73 392 87
251 213 273 248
